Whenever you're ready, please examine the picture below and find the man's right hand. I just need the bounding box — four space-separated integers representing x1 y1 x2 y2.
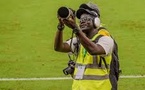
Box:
63 16 77 29
57 16 65 31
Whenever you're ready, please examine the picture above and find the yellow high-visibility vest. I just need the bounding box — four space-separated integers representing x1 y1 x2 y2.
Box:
72 29 112 90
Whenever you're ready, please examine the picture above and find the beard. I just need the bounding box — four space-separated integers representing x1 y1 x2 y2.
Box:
80 25 94 34
81 26 90 31
80 23 91 30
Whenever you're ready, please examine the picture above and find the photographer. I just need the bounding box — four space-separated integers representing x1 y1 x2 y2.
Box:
54 2 115 90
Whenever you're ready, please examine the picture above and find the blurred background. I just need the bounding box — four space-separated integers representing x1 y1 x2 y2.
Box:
0 0 145 90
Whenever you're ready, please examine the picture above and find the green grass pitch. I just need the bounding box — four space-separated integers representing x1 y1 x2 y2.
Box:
0 0 145 90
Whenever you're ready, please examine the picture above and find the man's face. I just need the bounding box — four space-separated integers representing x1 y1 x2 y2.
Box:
79 14 94 31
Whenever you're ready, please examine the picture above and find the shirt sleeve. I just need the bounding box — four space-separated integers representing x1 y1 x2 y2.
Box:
97 36 114 55
65 37 78 52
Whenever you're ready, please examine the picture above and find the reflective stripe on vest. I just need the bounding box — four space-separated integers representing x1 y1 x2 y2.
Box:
73 74 109 80
73 33 112 80
75 63 110 69
73 55 110 80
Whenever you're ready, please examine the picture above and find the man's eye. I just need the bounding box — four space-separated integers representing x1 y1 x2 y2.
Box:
87 18 91 21
80 19 85 23
84 18 87 21
80 20 84 23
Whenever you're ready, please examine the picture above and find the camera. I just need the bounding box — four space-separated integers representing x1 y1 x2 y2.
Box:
57 6 75 19
63 60 75 75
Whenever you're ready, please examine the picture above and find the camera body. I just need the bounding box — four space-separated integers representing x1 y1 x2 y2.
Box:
57 7 74 19
63 60 75 75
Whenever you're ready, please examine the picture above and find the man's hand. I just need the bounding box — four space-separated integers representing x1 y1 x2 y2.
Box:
62 10 78 29
57 16 65 31
57 8 78 30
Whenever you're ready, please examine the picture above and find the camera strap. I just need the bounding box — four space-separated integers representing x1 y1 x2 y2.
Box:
70 30 74 53
67 31 75 61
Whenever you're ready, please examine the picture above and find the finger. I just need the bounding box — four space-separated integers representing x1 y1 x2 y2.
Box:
58 17 64 24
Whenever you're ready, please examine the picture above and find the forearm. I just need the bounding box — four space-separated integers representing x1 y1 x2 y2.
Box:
54 30 64 51
77 32 96 53
75 30 105 55
54 30 72 53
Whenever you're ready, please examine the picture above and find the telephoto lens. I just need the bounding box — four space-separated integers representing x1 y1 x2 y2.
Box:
57 7 73 19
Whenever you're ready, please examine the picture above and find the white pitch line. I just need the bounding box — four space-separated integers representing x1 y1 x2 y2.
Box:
0 75 145 81
120 75 145 78
0 77 71 81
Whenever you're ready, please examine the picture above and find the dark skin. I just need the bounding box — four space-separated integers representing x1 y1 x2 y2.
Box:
54 13 105 55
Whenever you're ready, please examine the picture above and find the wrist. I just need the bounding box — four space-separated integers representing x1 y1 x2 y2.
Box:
57 23 64 31
73 27 80 34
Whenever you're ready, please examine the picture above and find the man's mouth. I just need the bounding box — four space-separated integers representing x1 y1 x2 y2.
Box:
80 23 89 30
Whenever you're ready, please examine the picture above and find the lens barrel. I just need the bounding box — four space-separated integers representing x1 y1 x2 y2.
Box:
63 66 74 75
57 7 72 19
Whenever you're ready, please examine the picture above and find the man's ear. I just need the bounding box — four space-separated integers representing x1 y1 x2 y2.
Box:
92 17 100 28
